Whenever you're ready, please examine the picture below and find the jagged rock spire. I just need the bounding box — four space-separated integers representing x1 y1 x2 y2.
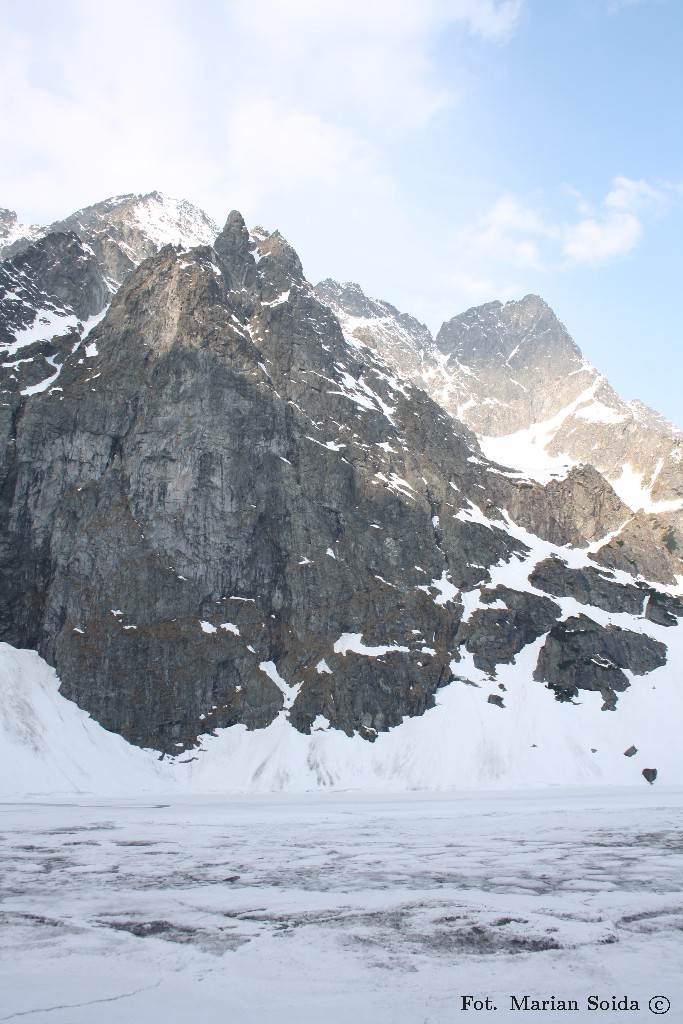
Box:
214 210 257 290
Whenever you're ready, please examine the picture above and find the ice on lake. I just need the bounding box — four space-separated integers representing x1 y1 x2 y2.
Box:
1 788 681 1023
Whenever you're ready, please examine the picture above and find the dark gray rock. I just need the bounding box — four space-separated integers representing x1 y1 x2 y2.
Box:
533 615 667 709
529 557 646 615
2 231 108 324
0 204 679 755
503 466 631 548
644 588 683 626
0 225 522 749
455 586 560 674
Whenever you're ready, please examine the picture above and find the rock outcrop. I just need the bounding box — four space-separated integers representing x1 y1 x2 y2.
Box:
0 197 681 760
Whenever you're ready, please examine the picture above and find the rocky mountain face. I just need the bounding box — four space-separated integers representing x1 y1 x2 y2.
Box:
0 196 681 771
0 192 217 402
0 208 42 252
319 284 683 583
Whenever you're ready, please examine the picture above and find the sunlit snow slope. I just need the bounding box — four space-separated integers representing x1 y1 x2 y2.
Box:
2 635 681 798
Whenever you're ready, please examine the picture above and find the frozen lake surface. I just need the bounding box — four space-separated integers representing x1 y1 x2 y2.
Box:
1 788 681 1023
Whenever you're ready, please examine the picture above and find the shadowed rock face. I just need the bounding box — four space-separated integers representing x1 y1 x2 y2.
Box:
1 232 108 331
529 558 647 616
0 204 680 754
455 586 561 675
533 615 667 709
529 556 683 624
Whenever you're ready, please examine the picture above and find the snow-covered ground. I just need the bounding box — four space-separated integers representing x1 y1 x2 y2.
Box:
2 647 680 1021
0 640 680 796
2 615 681 798
0 789 680 1023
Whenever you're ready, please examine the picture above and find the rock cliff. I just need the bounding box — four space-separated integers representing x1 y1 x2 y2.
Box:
0 198 681 762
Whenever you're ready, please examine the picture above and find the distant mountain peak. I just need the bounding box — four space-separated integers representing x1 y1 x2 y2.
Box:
0 207 43 256
317 276 683 562
436 292 577 365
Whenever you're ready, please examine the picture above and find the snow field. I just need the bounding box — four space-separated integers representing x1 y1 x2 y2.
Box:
1 628 681 798
0 790 680 1023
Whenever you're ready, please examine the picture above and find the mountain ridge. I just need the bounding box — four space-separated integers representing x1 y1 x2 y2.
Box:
0 193 680 790
318 280 683 583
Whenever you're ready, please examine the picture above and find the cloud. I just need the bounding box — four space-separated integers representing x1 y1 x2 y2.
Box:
563 177 670 267
562 211 642 266
230 0 525 131
0 0 525 226
458 195 554 270
216 96 394 213
604 175 662 210
459 176 674 273
0 0 213 220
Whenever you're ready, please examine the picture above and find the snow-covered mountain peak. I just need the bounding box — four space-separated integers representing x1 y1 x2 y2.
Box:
436 293 583 373
124 191 218 251
48 191 218 267
0 207 43 257
1 192 218 272
627 398 683 438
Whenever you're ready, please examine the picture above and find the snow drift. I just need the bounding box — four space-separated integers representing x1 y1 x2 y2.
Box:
2 639 681 798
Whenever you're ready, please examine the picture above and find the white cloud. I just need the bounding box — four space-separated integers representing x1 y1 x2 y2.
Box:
216 96 394 212
458 195 554 270
605 175 662 210
563 177 670 267
562 211 642 266
230 0 525 131
458 176 674 273
0 0 525 227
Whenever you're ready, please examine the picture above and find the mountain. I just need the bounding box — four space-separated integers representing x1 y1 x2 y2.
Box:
0 207 43 252
0 191 218 269
319 284 683 584
0 192 217 400
0 195 681 792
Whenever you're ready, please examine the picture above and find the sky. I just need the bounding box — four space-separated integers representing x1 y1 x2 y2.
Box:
1 0 682 426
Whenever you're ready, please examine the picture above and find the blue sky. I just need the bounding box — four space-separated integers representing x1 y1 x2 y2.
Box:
1 0 681 425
